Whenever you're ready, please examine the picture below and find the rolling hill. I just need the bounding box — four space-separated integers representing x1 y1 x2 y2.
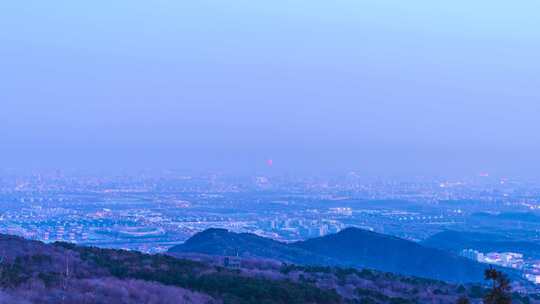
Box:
169 227 503 283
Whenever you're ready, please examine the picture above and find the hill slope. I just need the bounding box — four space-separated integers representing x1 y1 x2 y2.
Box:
1 233 520 304
293 228 489 282
170 227 510 283
0 234 341 304
171 228 336 265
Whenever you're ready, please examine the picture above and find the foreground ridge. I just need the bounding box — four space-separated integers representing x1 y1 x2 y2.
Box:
0 233 537 304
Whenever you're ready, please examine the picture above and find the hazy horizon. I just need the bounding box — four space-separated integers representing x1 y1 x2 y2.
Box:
2 1 539 177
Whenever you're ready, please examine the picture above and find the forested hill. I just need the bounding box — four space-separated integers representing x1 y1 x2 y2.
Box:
170 227 512 283
0 233 537 303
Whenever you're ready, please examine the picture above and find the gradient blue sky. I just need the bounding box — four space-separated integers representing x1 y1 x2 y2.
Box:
1 1 539 176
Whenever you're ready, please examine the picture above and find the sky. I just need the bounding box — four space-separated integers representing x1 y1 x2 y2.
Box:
1 1 539 177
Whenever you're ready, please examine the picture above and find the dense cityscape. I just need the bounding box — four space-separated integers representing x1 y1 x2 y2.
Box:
1 171 540 288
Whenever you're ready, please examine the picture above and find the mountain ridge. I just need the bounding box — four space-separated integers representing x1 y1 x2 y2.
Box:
169 227 514 283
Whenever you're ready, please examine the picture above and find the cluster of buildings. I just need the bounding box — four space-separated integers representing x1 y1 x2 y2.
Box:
462 249 524 268
263 217 346 239
461 249 540 285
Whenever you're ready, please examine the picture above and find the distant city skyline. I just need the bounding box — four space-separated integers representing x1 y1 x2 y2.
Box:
1 1 539 176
